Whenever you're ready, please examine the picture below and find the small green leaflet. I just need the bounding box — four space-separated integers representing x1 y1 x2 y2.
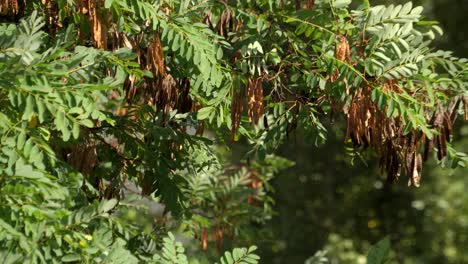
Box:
367 236 391 264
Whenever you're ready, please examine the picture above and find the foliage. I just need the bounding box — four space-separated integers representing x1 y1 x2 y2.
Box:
150 232 259 264
366 236 391 264
260 0 467 263
304 235 392 264
0 0 466 263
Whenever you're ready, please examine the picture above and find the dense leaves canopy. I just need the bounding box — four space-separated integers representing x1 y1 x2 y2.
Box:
0 0 466 263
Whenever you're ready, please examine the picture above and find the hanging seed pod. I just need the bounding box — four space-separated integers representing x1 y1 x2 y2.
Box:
407 153 422 187
247 77 263 124
247 170 262 205
423 135 433 161
76 0 89 14
212 226 224 251
121 33 134 49
159 74 177 113
0 0 19 15
230 88 243 142
306 0 315 9
443 111 452 142
344 85 435 185
429 104 449 161
42 0 65 32
176 78 192 113
67 139 98 177
335 35 350 62
216 9 233 37
201 228 208 252
88 0 108 49
247 78 255 123
193 101 205 136
203 13 214 30
463 95 468 120
148 33 165 77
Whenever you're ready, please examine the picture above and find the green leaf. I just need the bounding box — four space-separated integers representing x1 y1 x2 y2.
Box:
105 0 114 8
248 245 258 252
216 47 223 60
99 199 118 213
80 119 94 128
72 121 80 139
367 236 391 264
386 99 395 117
17 131 26 150
22 95 35 121
333 0 351 9
197 107 214 120
223 251 234 264
36 98 46 123
62 254 81 262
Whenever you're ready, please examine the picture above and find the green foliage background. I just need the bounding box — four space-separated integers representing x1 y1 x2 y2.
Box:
260 0 468 263
0 0 466 263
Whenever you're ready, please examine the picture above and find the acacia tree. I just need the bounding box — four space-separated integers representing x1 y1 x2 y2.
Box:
0 0 466 263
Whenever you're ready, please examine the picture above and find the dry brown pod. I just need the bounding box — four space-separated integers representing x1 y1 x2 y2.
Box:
247 77 263 124
230 89 243 142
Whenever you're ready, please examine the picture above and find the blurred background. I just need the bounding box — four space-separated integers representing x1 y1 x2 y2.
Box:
256 0 468 263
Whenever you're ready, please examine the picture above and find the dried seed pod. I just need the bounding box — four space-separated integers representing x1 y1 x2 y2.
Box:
247 78 255 123
306 0 315 9
41 0 61 32
408 153 422 187
212 227 224 251
439 133 447 159
463 95 468 120
203 13 214 30
247 170 263 205
254 78 264 122
0 0 19 15
249 170 262 189
88 0 108 49
201 228 208 251
148 33 165 77
120 33 133 49
247 77 264 124
193 101 205 136
159 74 177 112
344 84 436 186
125 33 169 108
230 89 243 142
443 111 452 142
423 136 433 161
76 0 89 14
176 78 192 113
68 139 98 177
329 35 350 83
335 35 350 62
216 9 233 37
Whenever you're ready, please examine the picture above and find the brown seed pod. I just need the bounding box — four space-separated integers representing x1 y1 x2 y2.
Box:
462 95 468 120
216 9 233 37
247 77 263 124
88 0 108 49
212 226 224 251
201 228 208 251
67 139 98 177
335 35 350 63
159 74 177 112
148 33 165 77
306 0 315 9
230 88 243 142
0 0 19 15
423 136 433 161
344 84 438 185
408 153 422 187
